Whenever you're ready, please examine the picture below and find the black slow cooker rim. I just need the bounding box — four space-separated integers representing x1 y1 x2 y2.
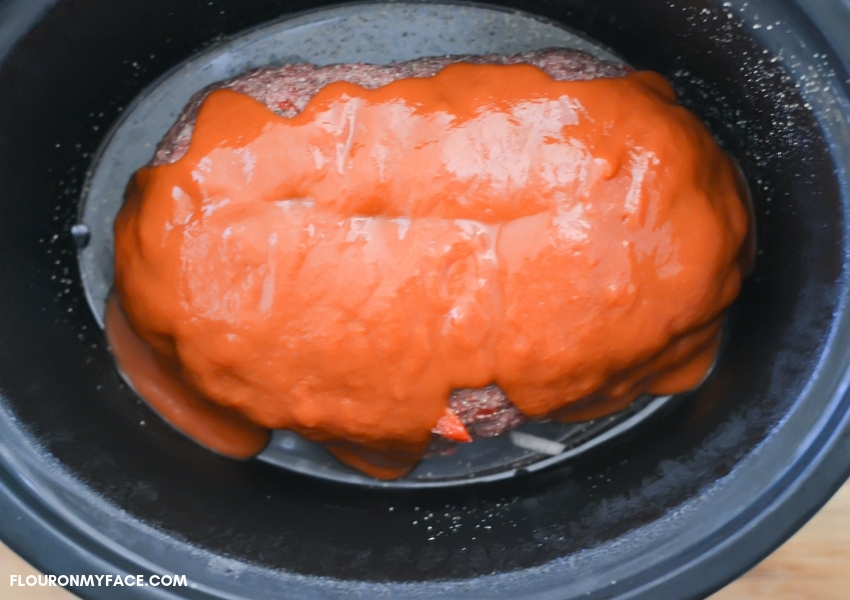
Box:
3 394 849 600
2 0 850 598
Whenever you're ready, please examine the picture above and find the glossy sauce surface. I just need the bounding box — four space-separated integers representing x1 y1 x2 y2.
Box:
111 63 749 478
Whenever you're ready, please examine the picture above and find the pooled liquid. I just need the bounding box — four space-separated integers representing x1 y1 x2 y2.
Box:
110 63 749 478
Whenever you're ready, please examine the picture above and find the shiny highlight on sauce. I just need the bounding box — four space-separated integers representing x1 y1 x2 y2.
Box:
111 63 749 478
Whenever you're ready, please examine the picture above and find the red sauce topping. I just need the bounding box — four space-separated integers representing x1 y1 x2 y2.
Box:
111 63 749 478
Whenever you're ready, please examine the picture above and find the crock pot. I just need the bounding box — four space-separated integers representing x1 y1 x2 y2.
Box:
1 1 849 598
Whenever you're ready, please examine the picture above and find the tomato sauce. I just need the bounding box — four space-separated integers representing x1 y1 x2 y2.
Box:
110 63 749 478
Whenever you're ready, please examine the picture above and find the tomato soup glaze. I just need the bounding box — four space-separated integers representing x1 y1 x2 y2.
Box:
107 62 750 479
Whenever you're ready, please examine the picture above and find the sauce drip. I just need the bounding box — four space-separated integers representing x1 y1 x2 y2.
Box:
105 293 270 458
111 63 749 478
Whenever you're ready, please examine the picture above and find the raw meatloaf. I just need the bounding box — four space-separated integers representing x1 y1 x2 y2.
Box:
150 49 632 447
154 49 630 165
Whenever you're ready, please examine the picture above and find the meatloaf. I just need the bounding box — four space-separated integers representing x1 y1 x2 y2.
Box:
111 48 749 478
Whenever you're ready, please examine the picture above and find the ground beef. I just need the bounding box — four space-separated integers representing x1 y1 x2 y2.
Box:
150 49 631 446
153 49 629 166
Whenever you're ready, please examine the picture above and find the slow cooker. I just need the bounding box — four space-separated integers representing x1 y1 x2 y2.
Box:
1 0 849 598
